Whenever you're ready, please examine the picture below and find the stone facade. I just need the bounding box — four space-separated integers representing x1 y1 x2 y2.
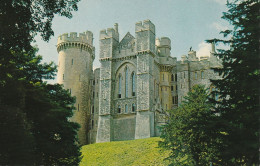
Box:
57 20 222 145
57 31 95 145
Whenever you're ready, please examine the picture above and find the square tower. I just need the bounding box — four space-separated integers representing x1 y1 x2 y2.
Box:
135 20 156 139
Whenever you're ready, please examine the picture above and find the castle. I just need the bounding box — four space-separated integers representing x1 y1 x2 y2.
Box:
56 20 221 145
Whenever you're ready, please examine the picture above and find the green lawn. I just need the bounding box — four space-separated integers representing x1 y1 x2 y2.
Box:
80 137 171 166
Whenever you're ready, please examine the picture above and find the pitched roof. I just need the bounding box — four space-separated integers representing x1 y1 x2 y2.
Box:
119 32 135 48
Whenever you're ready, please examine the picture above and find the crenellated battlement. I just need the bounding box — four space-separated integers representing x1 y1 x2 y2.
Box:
200 56 209 61
159 56 177 66
181 55 188 62
181 50 214 63
56 20 223 145
180 52 199 62
156 37 171 57
100 28 115 39
188 51 198 61
57 31 93 45
156 37 171 49
135 19 155 34
57 31 95 59
100 24 119 41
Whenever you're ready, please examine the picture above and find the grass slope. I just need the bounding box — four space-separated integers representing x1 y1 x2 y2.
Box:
80 137 170 166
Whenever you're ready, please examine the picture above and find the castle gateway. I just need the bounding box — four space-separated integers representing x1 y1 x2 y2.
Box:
57 20 221 145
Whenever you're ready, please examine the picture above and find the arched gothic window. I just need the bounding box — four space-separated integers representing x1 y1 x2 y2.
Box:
118 74 122 98
118 105 121 113
125 104 128 113
201 71 204 79
131 72 136 96
125 67 128 98
132 103 136 112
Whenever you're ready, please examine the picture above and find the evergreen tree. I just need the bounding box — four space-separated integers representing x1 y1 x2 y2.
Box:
0 48 82 165
0 106 36 165
0 0 82 165
208 0 260 165
25 82 81 165
0 0 80 84
160 85 220 166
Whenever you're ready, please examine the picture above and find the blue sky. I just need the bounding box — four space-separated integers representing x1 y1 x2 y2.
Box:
35 0 229 71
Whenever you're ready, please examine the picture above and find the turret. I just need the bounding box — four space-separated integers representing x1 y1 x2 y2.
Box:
135 20 156 140
99 24 119 59
180 55 187 64
97 23 119 143
57 31 94 45
135 19 155 53
188 50 198 61
57 31 95 145
156 37 171 57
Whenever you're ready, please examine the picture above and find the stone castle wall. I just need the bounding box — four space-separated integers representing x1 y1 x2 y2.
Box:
57 20 221 145
57 32 95 145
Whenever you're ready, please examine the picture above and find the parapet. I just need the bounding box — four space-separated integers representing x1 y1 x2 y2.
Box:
57 31 93 45
188 51 198 61
181 55 187 62
156 37 171 49
135 19 155 34
200 56 209 61
159 56 176 65
100 24 119 41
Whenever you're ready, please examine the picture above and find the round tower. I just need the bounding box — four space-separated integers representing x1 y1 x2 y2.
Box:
156 37 173 112
57 31 95 145
156 37 171 57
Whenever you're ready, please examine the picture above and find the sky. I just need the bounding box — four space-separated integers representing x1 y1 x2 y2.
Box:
34 0 230 73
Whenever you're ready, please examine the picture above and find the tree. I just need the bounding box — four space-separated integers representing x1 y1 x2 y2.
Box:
207 0 260 165
0 106 36 165
0 48 82 165
0 0 82 165
25 82 81 165
0 0 80 85
160 85 221 166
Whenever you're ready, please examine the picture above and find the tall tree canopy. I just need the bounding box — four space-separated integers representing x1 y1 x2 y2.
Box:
0 0 82 165
0 0 80 83
0 47 82 165
1 0 80 50
208 0 259 165
160 0 259 165
160 85 220 166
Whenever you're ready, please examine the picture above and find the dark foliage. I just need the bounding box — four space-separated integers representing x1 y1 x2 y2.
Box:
0 0 82 165
207 0 260 165
25 82 81 165
160 85 220 166
0 48 82 165
0 106 35 165
160 1 259 165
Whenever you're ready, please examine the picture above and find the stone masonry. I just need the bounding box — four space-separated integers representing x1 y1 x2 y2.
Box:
57 20 222 144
